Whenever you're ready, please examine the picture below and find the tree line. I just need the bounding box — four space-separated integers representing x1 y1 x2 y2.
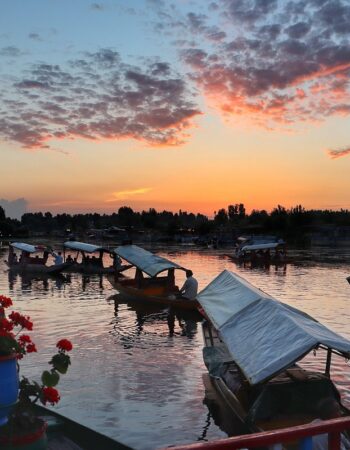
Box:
1 204 350 241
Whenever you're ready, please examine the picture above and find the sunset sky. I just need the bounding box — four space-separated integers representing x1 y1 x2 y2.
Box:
0 0 349 218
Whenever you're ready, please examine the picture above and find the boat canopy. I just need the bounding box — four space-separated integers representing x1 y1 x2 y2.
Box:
198 270 350 386
63 241 107 253
114 245 185 277
240 242 282 252
10 242 42 253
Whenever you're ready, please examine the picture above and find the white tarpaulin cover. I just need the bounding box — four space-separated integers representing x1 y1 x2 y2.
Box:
64 241 106 253
114 245 185 277
198 270 350 385
10 242 41 253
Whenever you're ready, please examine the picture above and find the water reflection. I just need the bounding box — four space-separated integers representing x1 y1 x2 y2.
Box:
110 295 201 344
0 244 349 449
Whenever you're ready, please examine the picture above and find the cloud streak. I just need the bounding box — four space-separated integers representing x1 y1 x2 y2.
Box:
106 187 153 201
0 49 200 149
328 146 350 159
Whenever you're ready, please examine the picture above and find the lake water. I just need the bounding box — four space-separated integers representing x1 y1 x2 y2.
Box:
0 243 349 449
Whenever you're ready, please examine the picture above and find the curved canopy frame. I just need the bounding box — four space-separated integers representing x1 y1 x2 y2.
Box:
113 244 185 277
63 241 108 253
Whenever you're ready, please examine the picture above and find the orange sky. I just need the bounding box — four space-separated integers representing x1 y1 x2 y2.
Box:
0 0 350 218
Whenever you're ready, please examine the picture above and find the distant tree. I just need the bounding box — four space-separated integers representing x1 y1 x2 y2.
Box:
238 203 246 218
118 206 135 227
214 208 228 225
228 204 238 221
0 206 5 221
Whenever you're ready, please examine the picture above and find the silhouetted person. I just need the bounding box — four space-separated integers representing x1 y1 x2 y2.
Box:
178 270 198 300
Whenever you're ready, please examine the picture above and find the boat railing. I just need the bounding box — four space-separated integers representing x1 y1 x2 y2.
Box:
162 416 350 450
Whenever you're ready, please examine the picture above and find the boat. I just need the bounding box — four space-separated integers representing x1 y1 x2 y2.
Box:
229 239 288 266
63 241 128 274
31 404 132 450
197 270 350 434
107 244 199 311
5 243 68 275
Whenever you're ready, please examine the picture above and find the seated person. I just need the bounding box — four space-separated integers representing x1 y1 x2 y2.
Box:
178 270 198 300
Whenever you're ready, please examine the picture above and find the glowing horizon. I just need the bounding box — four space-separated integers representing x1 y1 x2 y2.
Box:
1 0 350 219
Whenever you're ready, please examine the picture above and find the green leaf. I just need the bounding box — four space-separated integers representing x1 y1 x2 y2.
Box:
41 370 60 387
50 353 70 374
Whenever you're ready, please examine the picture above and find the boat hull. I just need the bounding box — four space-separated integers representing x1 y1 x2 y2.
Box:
34 404 132 450
64 262 115 274
108 275 199 311
6 262 69 275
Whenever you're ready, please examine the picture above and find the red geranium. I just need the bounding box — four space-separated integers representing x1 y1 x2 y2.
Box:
56 339 73 352
0 318 14 332
18 334 32 344
42 387 61 406
8 311 33 330
26 343 37 353
0 294 72 425
0 295 12 308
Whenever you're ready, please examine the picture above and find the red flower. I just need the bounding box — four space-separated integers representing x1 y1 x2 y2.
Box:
42 387 60 405
56 339 73 352
0 318 14 332
19 334 32 344
0 329 14 338
26 343 37 353
8 312 33 330
0 295 12 308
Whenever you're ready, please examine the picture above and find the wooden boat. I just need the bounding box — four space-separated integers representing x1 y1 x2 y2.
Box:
198 270 350 435
33 404 132 450
230 241 289 265
5 243 69 275
63 241 128 274
107 245 199 311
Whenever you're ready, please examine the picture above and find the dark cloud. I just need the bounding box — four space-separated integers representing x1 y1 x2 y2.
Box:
153 0 350 128
0 46 23 57
328 146 350 159
91 3 104 10
28 33 42 41
0 49 200 149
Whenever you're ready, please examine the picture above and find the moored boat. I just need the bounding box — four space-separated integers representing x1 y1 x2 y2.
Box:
197 270 350 435
230 241 288 265
5 243 68 275
63 241 127 274
107 245 199 311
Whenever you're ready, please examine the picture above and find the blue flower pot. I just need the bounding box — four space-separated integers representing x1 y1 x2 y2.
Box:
0 354 19 426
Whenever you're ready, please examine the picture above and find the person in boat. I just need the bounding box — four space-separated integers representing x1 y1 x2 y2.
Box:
66 254 73 264
8 250 18 265
52 251 63 265
112 253 122 271
312 398 350 450
178 270 198 300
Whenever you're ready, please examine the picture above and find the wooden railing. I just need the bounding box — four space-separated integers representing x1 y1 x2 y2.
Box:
163 417 350 450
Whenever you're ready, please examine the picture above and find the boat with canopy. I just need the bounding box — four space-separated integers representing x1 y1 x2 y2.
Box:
63 241 129 274
5 242 68 275
108 244 199 311
198 270 350 433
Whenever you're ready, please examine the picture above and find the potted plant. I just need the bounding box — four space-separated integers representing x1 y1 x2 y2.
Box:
0 294 73 449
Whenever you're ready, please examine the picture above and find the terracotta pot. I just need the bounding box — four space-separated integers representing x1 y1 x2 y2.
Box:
0 354 19 426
